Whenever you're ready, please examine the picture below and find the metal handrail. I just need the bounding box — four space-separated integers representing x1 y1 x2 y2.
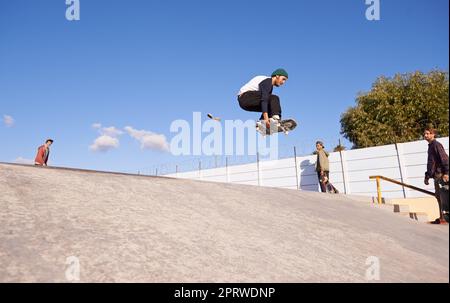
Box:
369 175 435 204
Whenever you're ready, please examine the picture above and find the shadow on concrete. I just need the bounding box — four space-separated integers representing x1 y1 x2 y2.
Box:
299 159 318 192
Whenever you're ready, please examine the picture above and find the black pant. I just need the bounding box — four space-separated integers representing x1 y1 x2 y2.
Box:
238 91 282 120
318 171 329 193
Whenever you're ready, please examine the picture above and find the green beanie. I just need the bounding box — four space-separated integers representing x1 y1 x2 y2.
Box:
271 68 288 78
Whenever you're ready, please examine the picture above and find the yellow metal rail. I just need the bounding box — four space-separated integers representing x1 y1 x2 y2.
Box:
369 175 435 204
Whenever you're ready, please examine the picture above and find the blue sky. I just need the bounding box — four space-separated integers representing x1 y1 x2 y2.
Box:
0 0 448 173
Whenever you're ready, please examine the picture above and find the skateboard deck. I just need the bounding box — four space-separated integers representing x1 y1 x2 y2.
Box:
207 113 221 122
256 118 297 135
207 113 297 136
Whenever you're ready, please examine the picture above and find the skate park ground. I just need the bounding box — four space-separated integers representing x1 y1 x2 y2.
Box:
0 163 448 283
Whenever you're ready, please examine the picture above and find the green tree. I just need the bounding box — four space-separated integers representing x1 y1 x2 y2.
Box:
340 70 449 148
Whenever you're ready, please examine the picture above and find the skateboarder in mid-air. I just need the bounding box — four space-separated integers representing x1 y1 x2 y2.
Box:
237 68 289 132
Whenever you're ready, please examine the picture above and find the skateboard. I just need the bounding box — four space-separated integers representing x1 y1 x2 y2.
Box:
207 113 221 122
207 113 297 136
256 118 297 136
440 181 449 223
321 175 339 194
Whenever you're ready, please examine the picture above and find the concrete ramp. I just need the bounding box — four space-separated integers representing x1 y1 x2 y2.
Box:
0 163 448 282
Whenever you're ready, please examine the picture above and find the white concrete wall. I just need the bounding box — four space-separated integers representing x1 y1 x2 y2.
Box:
167 137 449 199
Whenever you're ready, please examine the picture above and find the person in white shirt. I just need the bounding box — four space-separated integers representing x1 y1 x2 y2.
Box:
237 68 288 130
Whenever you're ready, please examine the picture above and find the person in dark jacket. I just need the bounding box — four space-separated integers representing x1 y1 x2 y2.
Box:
423 128 449 223
35 139 54 166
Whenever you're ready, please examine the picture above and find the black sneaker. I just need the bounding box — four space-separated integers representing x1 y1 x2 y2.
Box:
443 212 449 223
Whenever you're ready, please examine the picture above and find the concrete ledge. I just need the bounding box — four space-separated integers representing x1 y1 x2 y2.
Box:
386 197 440 222
0 162 165 179
369 203 430 222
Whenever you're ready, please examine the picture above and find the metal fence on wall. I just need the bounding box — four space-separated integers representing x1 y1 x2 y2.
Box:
134 138 329 177
155 137 449 199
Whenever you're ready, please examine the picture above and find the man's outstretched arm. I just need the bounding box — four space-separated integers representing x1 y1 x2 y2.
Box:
259 78 273 128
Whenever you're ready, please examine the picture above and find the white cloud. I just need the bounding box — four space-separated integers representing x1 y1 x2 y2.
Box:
89 135 120 152
89 123 124 153
101 126 124 137
92 123 123 137
89 123 169 153
124 126 170 152
3 115 14 127
14 157 34 165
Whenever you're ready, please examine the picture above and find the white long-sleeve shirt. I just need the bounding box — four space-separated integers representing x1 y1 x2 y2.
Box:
238 76 271 95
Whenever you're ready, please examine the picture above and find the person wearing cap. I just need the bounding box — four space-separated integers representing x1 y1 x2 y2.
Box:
237 68 288 130
315 141 330 193
35 139 54 166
